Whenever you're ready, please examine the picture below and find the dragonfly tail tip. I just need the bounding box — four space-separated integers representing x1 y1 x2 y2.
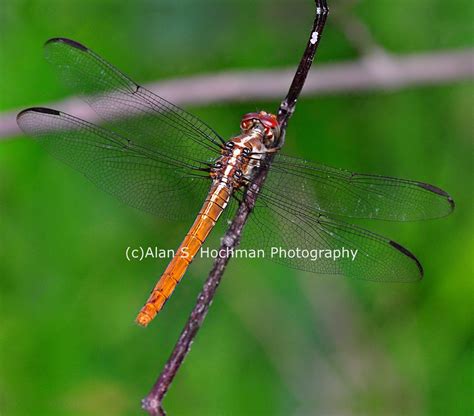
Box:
135 313 151 327
135 303 159 327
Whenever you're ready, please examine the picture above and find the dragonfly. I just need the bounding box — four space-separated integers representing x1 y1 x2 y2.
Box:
17 38 455 326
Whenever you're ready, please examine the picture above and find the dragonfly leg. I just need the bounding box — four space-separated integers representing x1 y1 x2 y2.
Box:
265 146 282 154
232 192 244 204
249 146 281 158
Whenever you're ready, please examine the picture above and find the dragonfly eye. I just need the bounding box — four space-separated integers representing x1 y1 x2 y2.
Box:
226 142 234 149
242 148 251 156
264 127 273 138
214 162 222 169
240 120 253 131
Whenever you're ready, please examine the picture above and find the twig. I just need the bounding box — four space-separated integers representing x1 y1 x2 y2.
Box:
277 0 329 127
141 1 329 415
332 0 384 56
2 49 473 141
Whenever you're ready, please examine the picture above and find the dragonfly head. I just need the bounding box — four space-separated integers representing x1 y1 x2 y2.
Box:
240 111 280 147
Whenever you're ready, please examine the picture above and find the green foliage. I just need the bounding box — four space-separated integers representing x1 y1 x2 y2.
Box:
1 0 472 415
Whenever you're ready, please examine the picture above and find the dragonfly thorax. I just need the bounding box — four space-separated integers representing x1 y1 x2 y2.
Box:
210 111 280 188
210 132 270 188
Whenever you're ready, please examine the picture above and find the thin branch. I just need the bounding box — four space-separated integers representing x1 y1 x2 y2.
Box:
141 1 329 415
278 0 329 127
332 0 385 56
2 49 472 141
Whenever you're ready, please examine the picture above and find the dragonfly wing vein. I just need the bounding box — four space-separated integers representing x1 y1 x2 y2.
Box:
17 108 211 221
267 154 454 221
240 186 423 281
44 38 224 169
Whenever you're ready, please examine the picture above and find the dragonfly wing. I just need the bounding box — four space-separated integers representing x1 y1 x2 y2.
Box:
17 107 211 220
239 187 423 282
266 154 454 221
43 37 224 168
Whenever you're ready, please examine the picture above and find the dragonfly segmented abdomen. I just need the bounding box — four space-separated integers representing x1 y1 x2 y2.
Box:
136 182 233 326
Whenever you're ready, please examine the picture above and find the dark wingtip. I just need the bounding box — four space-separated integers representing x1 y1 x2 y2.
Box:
45 37 88 51
417 182 448 197
418 182 455 213
447 196 455 211
17 107 61 121
389 240 424 279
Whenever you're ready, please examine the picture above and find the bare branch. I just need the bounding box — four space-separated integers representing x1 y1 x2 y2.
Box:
278 0 329 127
331 0 385 56
141 1 329 414
2 49 472 141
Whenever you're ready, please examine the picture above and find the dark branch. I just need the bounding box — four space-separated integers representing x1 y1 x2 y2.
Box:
278 0 329 128
141 2 329 415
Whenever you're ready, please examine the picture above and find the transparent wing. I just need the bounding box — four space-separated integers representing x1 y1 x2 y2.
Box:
238 187 423 282
264 154 454 221
17 107 212 220
43 37 225 168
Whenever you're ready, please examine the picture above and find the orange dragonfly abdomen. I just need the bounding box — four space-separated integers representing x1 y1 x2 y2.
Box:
136 182 232 326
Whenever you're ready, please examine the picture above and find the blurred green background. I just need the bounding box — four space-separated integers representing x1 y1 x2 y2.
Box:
1 0 473 415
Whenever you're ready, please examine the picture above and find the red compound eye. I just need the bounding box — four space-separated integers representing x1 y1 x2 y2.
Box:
241 112 279 133
241 113 260 130
240 119 252 130
261 114 279 129
242 112 259 122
